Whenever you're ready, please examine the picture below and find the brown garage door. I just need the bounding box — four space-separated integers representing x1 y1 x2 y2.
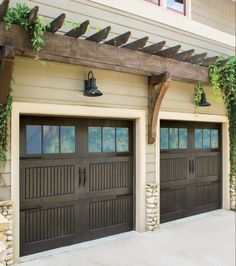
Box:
20 116 134 256
160 121 222 223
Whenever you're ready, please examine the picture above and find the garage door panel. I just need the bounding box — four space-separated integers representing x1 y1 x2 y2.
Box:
24 205 75 243
160 157 188 182
88 158 133 192
23 164 76 199
20 202 78 256
160 188 187 215
195 156 220 178
195 182 221 208
88 196 133 231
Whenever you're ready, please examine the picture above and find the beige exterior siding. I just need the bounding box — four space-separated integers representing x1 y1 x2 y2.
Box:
162 81 226 115
192 0 236 35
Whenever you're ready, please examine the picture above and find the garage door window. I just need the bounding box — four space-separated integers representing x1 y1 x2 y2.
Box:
89 127 129 153
43 126 59 153
103 127 116 152
26 125 76 154
26 125 42 154
60 126 76 153
194 129 219 149
160 127 187 150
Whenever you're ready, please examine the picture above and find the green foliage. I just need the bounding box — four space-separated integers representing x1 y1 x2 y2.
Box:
4 3 48 55
0 82 13 166
193 81 204 112
208 56 236 205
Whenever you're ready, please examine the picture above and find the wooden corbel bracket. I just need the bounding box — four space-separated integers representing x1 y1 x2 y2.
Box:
0 45 15 104
148 71 171 144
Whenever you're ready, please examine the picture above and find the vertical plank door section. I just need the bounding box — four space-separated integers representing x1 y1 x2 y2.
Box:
20 117 134 256
160 121 221 223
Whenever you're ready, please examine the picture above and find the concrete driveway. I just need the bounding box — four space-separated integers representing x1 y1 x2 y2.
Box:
19 210 235 266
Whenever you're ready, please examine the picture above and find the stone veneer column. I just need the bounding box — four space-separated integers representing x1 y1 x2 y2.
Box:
231 174 236 210
146 183 159 231
0 202 13 266
0 214 9 266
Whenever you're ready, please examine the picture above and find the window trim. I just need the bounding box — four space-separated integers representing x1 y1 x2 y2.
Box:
166 0 186 16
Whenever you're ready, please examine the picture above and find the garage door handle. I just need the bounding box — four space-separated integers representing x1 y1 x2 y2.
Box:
189 160 192 174
192 160 194 174
83 168 86 186
78 167 82 187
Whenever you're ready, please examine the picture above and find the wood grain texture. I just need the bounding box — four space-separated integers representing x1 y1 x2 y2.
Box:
142 41 166 54
158 45 181 58
186 53 207 64
104 31 131 47
174 49 195 61
27 6 39 26
86 26 111 42
65 20 89 38
148 72 171 144
0 24 209 83
47 13 66 33
122 37 149 50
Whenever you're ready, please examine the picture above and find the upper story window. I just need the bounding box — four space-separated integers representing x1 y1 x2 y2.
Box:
145 0 186 16
167 0 186 15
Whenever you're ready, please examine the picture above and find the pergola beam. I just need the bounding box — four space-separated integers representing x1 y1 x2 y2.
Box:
0 23 209 83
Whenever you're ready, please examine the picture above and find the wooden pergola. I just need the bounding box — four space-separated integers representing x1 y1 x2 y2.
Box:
0 0 219 143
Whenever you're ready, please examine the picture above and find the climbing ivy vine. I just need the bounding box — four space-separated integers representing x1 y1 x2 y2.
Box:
209 56 236 208
0 82 13 166
193 80 204 112
4 3 47 55
195 56 236 208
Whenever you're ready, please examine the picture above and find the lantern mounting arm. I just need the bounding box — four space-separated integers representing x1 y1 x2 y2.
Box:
148 71 171 144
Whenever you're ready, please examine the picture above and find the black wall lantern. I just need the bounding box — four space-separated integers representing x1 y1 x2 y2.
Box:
84 71 103 97
199 91 211 107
